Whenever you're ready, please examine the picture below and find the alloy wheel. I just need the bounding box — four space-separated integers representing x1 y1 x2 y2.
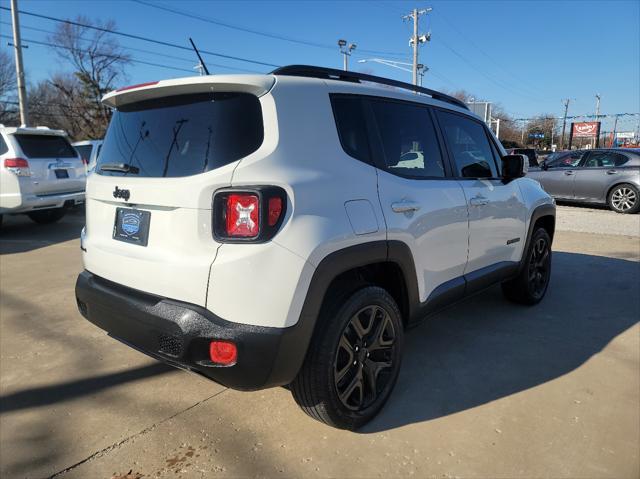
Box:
611 187 637 212
333 305 397 411
528 237 550 298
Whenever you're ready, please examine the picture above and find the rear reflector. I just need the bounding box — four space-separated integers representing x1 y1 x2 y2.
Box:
268 197 283 226
226 194 260 237
209 340 237 365
116 81 159 92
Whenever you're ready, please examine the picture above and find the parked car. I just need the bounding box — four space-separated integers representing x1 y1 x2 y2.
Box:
73 139 103 172
75 66 555 429
0 125 86 225
527 148 640 213
507 148 539 168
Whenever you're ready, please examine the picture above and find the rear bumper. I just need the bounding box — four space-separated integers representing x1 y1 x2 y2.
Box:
0 190 84 214
75 271 304 391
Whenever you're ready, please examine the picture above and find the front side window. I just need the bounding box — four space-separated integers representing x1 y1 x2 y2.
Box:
369 99 445 178
97 92 263 178
14 134 77 158
547 151 583 168
436 110 497 178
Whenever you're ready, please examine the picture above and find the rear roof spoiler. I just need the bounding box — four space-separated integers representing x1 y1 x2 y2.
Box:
102 75 276 108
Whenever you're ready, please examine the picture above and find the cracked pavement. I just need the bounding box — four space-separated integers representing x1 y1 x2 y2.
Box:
1 207 638 478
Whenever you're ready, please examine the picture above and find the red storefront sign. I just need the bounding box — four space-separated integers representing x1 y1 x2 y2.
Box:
572 122 599 138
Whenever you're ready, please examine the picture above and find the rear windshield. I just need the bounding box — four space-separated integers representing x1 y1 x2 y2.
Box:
74 145 93 162
97 92 264 178
14 134 77 158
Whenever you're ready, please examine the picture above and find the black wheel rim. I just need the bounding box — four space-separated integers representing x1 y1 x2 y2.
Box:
528 237 550 298
333 305 397 411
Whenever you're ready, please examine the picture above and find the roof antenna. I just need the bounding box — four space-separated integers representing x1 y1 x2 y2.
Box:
189 37 210 75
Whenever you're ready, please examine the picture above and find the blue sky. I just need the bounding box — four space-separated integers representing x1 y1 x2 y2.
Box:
1 0 639 132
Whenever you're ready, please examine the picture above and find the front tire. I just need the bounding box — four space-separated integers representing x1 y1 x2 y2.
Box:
27 208 67 224
291 286 404 430
502 227 552 305
608 183 640 214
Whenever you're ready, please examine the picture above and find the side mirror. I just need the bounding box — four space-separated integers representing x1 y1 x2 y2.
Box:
501 154 526 181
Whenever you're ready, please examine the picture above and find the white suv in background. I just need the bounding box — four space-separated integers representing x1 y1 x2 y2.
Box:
75 66 555 430
0 126 86 225
73 139 103 173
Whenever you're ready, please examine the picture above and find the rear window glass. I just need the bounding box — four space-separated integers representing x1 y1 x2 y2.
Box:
331 96 371 164
97 92 263 178
14 134 77 158
74 145 93 162
0 135 8 155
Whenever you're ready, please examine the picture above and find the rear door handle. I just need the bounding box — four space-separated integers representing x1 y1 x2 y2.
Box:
564 170 575 176
391 201 420 213
469 196 489 206
606 169 618 175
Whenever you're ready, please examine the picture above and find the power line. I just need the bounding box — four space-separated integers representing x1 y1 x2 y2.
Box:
0 6 280 68
131 0 408 57
0 21 259 73
433 11 545 97
0 34 197 74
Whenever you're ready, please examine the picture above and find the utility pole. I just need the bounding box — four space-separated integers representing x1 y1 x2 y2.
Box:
10 0 28 126
611 114 619 148
403 7 431 86
560 99 570 150
338 39 356 71
594 93 601 149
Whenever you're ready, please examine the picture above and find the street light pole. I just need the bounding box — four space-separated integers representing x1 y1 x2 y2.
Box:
338 39 357 71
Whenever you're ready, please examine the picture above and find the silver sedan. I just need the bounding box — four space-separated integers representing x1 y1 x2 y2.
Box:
527 149 640 213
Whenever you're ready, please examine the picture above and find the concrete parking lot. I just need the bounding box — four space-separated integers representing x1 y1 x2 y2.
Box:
1 206 638 479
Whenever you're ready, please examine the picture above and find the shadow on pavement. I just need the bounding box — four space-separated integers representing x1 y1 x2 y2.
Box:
363 251 639 433
0 363 172 414
0 207 84 255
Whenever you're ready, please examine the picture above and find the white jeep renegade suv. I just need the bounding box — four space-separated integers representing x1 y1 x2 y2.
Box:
75 66 555 430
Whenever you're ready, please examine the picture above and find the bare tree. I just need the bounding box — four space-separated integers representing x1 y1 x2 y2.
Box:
0 50 18 124
48 16 130 138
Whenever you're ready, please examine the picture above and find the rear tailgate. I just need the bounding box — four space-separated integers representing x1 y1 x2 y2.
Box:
12 133 85 195
83 76 273 307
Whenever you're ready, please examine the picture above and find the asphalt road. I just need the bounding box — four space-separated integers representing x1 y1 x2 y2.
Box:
0 206 638 479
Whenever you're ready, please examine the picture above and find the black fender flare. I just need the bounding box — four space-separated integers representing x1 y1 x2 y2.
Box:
517 203 556 274
267 240 418 386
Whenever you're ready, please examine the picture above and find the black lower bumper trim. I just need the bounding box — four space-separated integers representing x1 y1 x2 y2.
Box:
75 271 303 391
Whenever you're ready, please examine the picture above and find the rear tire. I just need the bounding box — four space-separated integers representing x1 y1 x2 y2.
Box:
502 227 552 305
27 208 67 224
608 183 640 214
291 286 404 430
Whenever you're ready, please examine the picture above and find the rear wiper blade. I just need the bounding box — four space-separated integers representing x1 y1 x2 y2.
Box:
99 163 140 174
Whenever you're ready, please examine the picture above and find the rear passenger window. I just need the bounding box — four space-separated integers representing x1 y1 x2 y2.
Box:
369 99 445 178
437 111 498 178
0 136 8 155
331 96 371 164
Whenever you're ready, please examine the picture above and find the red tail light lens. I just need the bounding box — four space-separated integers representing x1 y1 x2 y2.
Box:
4 158 29 168
4 158 31 176
213 187 287 243
209 340 237 365
81 157 89 165
226 194 260 237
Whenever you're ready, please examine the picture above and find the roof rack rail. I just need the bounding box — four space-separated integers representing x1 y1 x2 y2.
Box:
271 65 469 111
